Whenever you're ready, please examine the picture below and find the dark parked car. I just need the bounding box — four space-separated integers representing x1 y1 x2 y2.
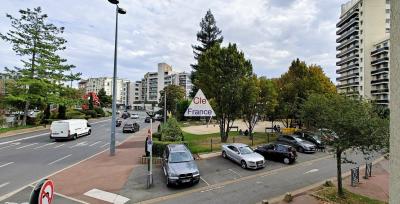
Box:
145 117 155 123
254 143 297 164
116 119 122 127
162 144 200 187
121 112 130 119
293 131 325 149
276 135 316 153
122 123 140 133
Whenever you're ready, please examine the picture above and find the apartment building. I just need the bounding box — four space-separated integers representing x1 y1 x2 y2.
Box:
370 38 390 105
79 77 131 108
336 0 391 106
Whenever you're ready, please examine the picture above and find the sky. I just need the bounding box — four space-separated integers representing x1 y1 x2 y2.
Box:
0 0 349 84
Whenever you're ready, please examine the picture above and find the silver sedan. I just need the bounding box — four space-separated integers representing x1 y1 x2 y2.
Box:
221 143 265 169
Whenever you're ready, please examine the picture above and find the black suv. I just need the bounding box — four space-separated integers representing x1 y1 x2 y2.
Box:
255 143 297 164
276 135 316 153
145 117 155 123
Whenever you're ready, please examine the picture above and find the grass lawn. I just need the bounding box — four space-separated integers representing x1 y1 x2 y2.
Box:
0 125 37 134
183 131 277 154
316 186 387 204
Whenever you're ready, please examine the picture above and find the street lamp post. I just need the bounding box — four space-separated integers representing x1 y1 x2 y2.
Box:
146 110 155 188
108 0 126 156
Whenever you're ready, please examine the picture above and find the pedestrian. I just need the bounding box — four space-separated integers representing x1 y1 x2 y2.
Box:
273 125 277 132
145 136 149 157
277 125 281 133
239 129 243 135
244 129 249 136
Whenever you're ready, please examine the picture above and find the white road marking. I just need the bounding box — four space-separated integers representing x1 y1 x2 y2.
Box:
84 188 130 204
34 142 55 149
304 169 319 174
228 169 241 178
0 182 10 188
48 154 71 165
70 141 88 148
0 133 48 146
100 143 109 148
0 162 14 168
200 185 224 193
89 141 101 147
16 143 38 150
0 142 20 150
53 144 65 149
91 119 111 124
200 177 210 186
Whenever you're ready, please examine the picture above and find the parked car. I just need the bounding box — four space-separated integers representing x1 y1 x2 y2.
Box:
121 112 130 119
145 117 155 123
162 144 200 187
50 119 91 140
318 128 338 142
276 135 316 153
293 131 325 149
254 143 297 164
155 114 163 121
122 123 139 133
221 143 265 169
116 119 122 127
130 113 139 119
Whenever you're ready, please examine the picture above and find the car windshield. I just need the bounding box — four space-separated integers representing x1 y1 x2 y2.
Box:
169 151 193 163
294 137 304 142
239 146 253 154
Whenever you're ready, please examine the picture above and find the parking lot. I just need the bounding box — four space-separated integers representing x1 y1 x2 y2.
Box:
119 150 330 203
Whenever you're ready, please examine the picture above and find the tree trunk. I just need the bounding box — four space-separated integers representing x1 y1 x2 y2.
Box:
22 101 29 126
336 150 344 197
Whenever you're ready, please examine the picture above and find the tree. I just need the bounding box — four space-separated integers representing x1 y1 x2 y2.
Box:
190 10 223 97
0 7 80 125
277 59 336 127
159 85 186 117
300 93 389 197
196 43 252 142
97 88 112 108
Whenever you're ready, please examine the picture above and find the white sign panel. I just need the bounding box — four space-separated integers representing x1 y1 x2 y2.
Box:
184 89 216 117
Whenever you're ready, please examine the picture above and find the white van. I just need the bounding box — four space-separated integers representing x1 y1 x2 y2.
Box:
50 119 91 140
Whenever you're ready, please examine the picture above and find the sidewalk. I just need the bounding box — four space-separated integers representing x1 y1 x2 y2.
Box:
274 159 389 204
48 122 158 204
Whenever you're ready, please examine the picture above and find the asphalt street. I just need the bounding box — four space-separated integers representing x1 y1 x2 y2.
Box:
121 150 382 204
0 111 150 200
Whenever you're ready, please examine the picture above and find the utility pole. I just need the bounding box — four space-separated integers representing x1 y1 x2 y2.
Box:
164 89 167 123
146 110 155 188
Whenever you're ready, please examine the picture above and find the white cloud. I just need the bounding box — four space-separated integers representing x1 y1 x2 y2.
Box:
0 0 348 82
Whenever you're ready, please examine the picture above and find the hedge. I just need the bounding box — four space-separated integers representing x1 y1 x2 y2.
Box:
152 140 188 157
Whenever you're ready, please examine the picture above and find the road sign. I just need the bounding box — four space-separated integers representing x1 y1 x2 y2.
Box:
30 179 54 204
184 89 215 117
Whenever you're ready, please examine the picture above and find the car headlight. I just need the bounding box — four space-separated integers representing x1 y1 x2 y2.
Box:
193 171 200 176
168 171 178 177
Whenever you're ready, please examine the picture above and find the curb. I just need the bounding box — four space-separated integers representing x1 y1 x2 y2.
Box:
260 155 387 204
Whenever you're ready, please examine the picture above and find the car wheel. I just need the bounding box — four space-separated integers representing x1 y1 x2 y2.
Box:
73 134 78 140
88 130 91 135
283 157 290 164
241 160 247 169
298 147 304 153
222 151 227 159
166 177 171 187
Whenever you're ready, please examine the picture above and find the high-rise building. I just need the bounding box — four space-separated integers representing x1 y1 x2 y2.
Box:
336 0 391 106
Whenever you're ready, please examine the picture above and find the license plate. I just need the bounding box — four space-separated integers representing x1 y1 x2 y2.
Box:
181 179 191 183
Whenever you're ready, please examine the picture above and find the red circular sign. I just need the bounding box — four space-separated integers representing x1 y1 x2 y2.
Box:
39 180 54 204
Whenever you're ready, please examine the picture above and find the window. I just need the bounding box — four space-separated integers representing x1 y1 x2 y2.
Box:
360 76 363 81
386 0 390 4
360 86 363 91
386 19 390 23
386 28 390 33
386 9 390 14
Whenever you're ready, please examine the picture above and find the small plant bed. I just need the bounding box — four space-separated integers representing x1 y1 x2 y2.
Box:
0 125 38 134
314 186 387 204
183 131 277 154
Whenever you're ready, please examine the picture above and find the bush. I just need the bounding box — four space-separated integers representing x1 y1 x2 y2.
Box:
66 110 86 119
161 117 183 142
94 107 105 117
153 132 161 141
84 110 97 118
152 140 188 157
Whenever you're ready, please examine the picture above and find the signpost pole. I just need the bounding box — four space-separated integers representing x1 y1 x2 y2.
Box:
146 111 154 188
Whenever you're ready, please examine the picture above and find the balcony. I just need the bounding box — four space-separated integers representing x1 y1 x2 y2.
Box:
336 63 359 74
337 8 359 27
336 54 359 66
375 99 389 104
371 46 389 56
336 72 359 81
371 78 389 85
336 46 359 58
337 81 359 88
336 18 359 35
371 89 389 94
371 67 389 75
336 37 359 50
371 57 389 65
336 26 359 43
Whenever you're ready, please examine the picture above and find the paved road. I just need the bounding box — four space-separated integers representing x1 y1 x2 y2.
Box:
121 149 381 204
0 111 150 199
